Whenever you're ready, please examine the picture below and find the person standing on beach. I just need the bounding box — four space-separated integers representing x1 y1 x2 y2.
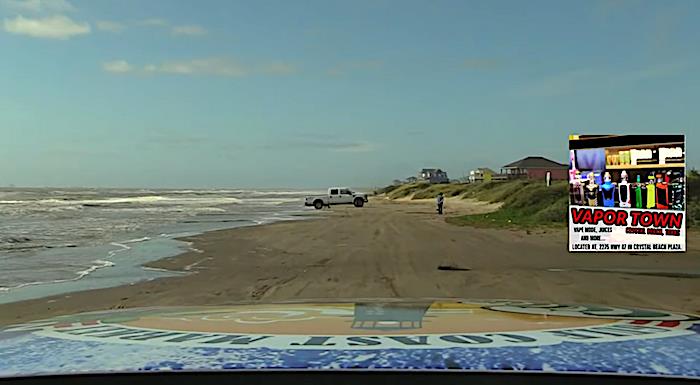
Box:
436 193 444 215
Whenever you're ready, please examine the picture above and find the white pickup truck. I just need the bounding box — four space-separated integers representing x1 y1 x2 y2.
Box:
305 187 369 209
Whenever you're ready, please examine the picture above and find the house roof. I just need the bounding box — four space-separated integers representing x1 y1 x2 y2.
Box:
503 156 567 169
472 167 496 174
421 168 444 173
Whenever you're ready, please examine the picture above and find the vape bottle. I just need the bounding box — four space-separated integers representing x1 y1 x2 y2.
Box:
584 172 599 206
618 170 631 208
655 172 669 210
600 172 616 207
569 150 578 182
570 170 584 205
670 171 684 210
634 175 644 208
646 174 656 209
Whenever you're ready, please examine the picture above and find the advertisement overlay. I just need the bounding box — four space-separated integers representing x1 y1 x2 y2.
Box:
568 135 686 252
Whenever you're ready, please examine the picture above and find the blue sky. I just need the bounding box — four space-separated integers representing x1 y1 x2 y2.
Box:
0 0 697 188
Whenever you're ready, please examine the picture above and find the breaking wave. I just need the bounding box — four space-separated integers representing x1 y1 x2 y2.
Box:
1 196 244 207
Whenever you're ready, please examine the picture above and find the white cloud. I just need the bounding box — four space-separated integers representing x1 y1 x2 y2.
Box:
171 24 206 36
593 0 641 20
3 15 89 39
515 63 687 97
143 58 247 77
327 60 383 76
0 0 74 13
259 62 297 75
263 139 378 153
621 62 688 82
96 20 124 33
463 58 502 70
329 141 377 153
516 69 595 97
138 18 168 27
102 60 132 73
103 57 298 78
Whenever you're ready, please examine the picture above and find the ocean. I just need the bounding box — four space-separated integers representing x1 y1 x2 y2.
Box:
0 188 321 303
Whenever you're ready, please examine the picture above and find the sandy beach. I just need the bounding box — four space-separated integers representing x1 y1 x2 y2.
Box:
1 198 699 325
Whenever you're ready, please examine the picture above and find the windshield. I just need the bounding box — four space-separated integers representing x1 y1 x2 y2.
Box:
0 0 698 379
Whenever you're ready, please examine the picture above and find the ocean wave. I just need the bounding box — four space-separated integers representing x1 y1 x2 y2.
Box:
259 215 302 223
140 266 189 275
62 196 168 205
109 242 132 251
241 198 300 205
120 236 152 244
0 236 32 244
246 190 324 197
95 206 229 215
180 218 253 224
107 236 153 253
76 259 115 277
0 237 82 252
0 190 319 206
188 207 228 213
47 205 84 212
0 189 310 294
2 196 244 207
0 259 115 293
169 189 244 195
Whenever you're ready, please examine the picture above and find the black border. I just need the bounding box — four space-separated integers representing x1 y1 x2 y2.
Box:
570 135 685 150
1 371 699 385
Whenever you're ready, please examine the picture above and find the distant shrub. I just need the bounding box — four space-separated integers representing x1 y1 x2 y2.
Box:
502 182 567 214
687 169 699 200
411 183 471 199
532 195 569 223
387 183 430 199
452 179 569 228
482 180 530 203
688 169 699 227
374 184 401 195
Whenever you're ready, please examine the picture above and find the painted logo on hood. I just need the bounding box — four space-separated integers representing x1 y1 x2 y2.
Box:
5 300 697 350
2 300 699 377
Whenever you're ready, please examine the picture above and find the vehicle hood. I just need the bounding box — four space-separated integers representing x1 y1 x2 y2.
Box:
1 299 699 379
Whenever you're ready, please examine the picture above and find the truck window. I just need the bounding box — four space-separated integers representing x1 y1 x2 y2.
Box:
340 189 351 195
330 189 339 195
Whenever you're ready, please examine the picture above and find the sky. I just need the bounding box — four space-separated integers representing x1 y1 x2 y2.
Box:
0 0 698 188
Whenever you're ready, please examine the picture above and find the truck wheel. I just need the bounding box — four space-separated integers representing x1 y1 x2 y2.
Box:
313 200 324 210
353 198 364 207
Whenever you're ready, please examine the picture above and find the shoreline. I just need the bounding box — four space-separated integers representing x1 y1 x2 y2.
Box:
1 199 698 325
0 211 318 306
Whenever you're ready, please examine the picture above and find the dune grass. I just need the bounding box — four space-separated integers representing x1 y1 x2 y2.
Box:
461 180 530 202
411 183 472 199
374 181 474 200
373 184 402 195
386 182 431 199
447 180 568 228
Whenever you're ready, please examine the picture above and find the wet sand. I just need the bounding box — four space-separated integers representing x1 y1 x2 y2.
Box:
1 198 699 325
